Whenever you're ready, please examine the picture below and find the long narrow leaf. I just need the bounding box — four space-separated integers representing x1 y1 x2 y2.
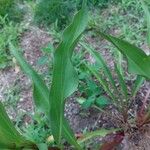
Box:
10 44 49 114
49 1 88 147
117 51 124 76
84 63 116 102
0 102 34 149
81 43 118 93
97 31 150 79
114 64 128 101
132 76 145 97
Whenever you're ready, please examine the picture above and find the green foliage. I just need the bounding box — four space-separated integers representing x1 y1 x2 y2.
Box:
88 0 110 6
3 83 20 109
89 0 145 47
0 102 35 149
77 0 120 9
0 0 14 16
23 113 52 145
34 0 119 30
82 41 147 107
49 2 88 147
77 128 119 144
0 16 23 69
76 67 110 109
132 76 145 97
34 0 76 29
0 0 24 23
10 44 50 114
140 0 150 49
97 31 150 79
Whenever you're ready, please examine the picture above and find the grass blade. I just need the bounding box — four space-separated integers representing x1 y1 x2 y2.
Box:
81 43 118 92
49 2 88 147
114 50 124 76
62 118 82 149
132 75 145 97
114 64 128 101
84 63 116 102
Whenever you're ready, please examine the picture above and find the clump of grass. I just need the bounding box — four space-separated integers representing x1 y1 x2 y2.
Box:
0 16 23 69
34 0 76 30
0 0 14 16
0 0 25 23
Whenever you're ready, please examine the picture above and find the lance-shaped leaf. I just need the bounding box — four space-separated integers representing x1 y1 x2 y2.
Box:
114 63 128 101
10 44 49 114
132 76 145 97
0 102 35 149
49 1 88 146
81 43 118 94
97 31 150 79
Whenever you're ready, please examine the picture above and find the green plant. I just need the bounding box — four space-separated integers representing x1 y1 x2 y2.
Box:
77 0 120 9
34 0 118 30
0 102 35 149
78 23 150 149
23 112 52 145
34 0 76 30
89 0 145 47
140 0 150 53
0 0 25 23
0 16 23 69
72 50 109 110
0 0 14 16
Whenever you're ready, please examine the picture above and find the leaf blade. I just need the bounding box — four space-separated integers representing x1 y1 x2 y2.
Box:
81 43 117 91
10 44 49 114
132 76 145 97
114 64 128 101
49 2 88 148
0 102 34 149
